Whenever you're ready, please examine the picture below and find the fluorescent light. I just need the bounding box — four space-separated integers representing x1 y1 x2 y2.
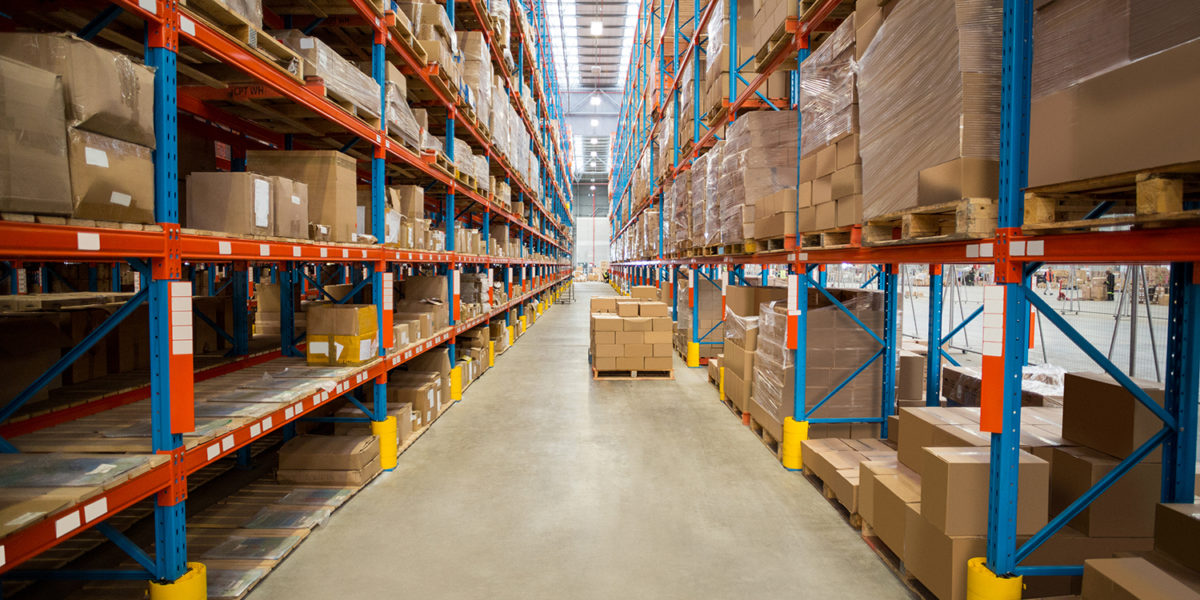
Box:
590 20 603 35
590 185 596 190
591 151 597 157
589 95 601 106
590 119 599 127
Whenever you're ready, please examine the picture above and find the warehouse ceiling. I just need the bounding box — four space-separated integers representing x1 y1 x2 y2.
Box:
547 0 638 93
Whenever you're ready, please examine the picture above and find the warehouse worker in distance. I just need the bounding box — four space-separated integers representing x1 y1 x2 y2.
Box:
1105 269 1116 301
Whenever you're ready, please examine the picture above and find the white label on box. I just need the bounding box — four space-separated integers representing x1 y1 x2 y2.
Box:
180 15 195 35
309 341 329 355
84 146 109 168
55 512 81 538
249 423 261 437
110 191 132 207
218 241 232 255
360 338 373 359
76 232 100 251
83 498 107 523
221 435 234 451
291 194 301 205
206 444 220 460
253 179 270 228
260 244 270 257
333 341 344 359
262 416 272 430
300 37 314 49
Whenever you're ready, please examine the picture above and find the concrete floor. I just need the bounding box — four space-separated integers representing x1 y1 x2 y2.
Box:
247 282 912 599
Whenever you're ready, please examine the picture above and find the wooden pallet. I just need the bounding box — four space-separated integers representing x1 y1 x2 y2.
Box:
801 468 864 529
862 198 997 246
700 244 722 256
178 3 304 82
747 415 783 460
722 240 757 255
755 236 791 252
592 368 675 380
1022 161 1200 233
754 18 800 72
0 212 162 231
801 225 861 249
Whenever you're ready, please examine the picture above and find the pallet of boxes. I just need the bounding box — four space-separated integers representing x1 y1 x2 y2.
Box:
749 287 890 460
589 295 673 379
801 368 1200 600
721 285 788 416
673 268 724 363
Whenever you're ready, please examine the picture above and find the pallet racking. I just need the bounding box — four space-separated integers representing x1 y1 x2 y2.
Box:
607 0 1199 588
0 0 573 590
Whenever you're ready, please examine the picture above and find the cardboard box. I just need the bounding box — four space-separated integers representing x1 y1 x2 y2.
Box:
590 297 617 313
278 435 379 471
831 164 863 200
246 150 357 242
624 317 652 332
725 367 752 412
897 407 979 472
922 447 1048 536
723 339 755 379
591 314 622 332
644 356 672 371
1049 446 1160 538
814 200 836 230
639 302 670 317
631 285 658 300
815 144 838 177
186 172 273 235
0 57 72 215
66 128 154 224
1155 503 1200 574
1062 371 1165 460
616 302 639 317
1029 37 1200 189
904 504 985 600
835 195 862 228
836 134 860 169
270 177 308 239
0 33 156 147
615 356 643 371
389 380 439 425
1082 557 1200 600
917 157 998 206
875 471 922 558
725 285 788 319
812 174 833 206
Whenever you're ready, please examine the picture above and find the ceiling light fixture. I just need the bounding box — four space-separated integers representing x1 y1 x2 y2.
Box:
589 94 601 106
590 20 603 36
590 119 599 127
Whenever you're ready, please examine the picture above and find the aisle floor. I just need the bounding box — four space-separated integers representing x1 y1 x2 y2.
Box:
247 282 911 599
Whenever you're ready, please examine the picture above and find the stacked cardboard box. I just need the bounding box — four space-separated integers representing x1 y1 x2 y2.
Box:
589 297 673 373
1028 1 1200 188
673 268 724 360
456 32 493 130
186 172 309 238
940 364 1064 408
0 34 157 223
399 1 460 86
750 289 890 444
722 285 788 412
247 150 357 243
858 0 1002 220
720 110 799 245
277 435 382 485
703 143 724 247
795 14 861 230
689 153 710 250
702 0 787 116
254 283 307 336
332 402 414 450
395 274 449 334
275 30 381 119
305 304 379 365
802 437 896 514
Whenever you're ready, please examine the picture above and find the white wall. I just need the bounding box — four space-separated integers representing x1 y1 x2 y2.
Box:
575 217 611 265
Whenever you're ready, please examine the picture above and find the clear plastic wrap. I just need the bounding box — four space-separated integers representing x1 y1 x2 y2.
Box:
703 141 724 246
799 12 858 150
1031 0 1129 99
724 307 759 346
719 139 745 244
673 173 691 250
705 0 727 78
385 81 421 148
275 30 381 118
857 0 1002 220
690 153 708 246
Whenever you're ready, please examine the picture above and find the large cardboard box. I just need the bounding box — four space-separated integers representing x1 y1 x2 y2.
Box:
278 435 379 471
67 129 155 224
1155 503 1200 574
922 447 1049 536
903 504 985 600
0 33 156 147
306 304 378 365
271 177 309 239
630 285 658 300
1049 446 1160 538
186 172 273 236
1062 371 1165 460
897 406 979 472
246 150 357 242
1029 37 1200 189
0 57 72 215
389 380 440 426
725 285 788 318
1081 557 1200 600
